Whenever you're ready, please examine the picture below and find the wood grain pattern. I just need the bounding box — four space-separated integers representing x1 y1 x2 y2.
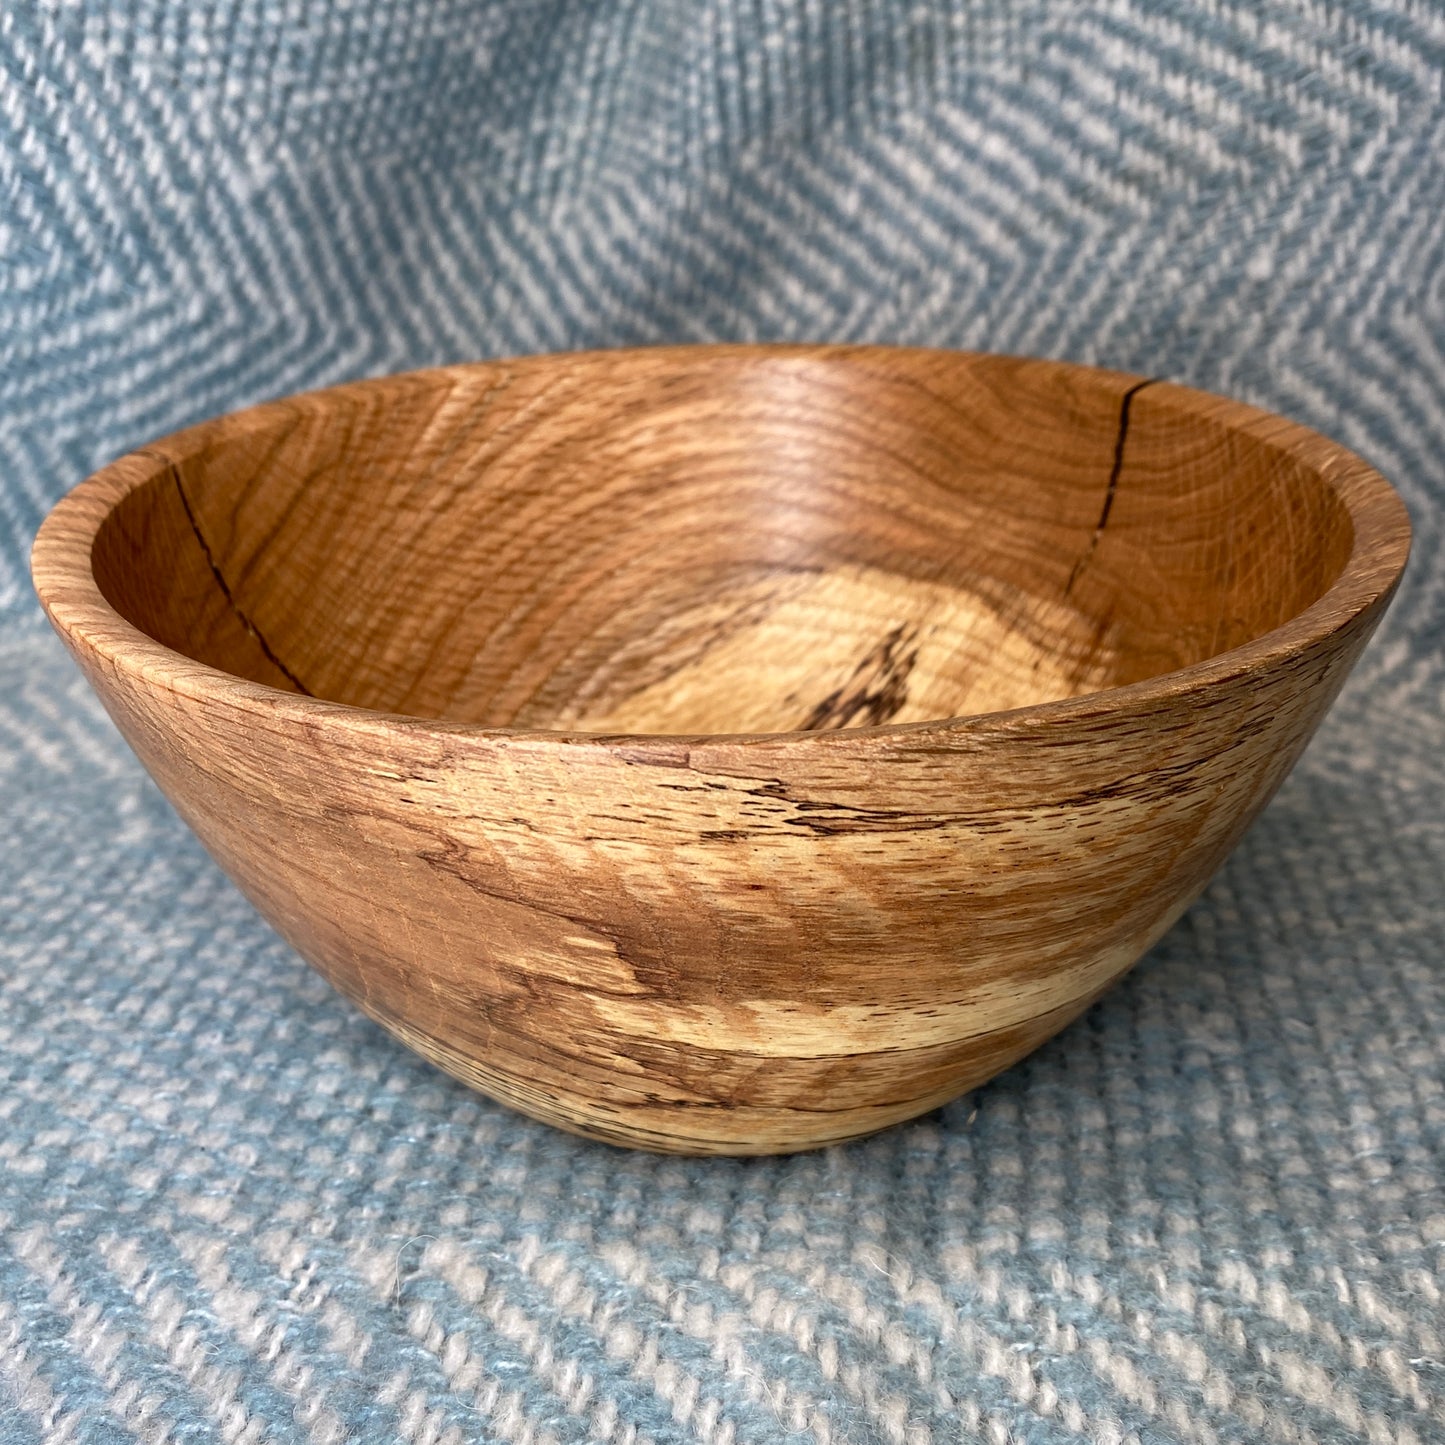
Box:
31 345 1411 1154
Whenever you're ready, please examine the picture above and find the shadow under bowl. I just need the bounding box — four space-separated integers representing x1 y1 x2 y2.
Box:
31 346 1410 1153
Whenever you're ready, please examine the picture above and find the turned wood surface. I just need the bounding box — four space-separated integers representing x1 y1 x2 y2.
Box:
32 346 1411 1153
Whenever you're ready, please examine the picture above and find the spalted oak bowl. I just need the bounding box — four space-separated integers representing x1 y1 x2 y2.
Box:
32 346 1410 1154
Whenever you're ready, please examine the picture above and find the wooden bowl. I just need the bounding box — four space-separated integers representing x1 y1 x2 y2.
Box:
31 346 1410 1154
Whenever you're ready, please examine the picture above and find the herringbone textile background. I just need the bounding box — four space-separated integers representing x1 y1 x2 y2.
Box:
3 4 1444 1442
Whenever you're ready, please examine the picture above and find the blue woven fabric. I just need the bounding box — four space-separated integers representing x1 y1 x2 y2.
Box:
4 4 1444 1441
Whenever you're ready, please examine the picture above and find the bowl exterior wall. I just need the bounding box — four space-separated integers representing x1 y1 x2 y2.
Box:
49 601 1384 1154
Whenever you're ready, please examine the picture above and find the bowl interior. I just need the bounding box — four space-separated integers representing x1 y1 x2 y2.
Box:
90 349 1354 733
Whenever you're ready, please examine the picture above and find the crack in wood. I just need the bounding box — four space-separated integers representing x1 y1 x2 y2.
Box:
165 460 314 696
1064 377 1160 597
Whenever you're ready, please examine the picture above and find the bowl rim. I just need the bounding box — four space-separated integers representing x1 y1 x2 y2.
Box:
30 343 1413 751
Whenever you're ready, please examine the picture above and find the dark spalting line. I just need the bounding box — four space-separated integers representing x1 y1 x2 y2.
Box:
798 622 920 731
667 752 1226 835
1064 377 1160 598
164 460 314 697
